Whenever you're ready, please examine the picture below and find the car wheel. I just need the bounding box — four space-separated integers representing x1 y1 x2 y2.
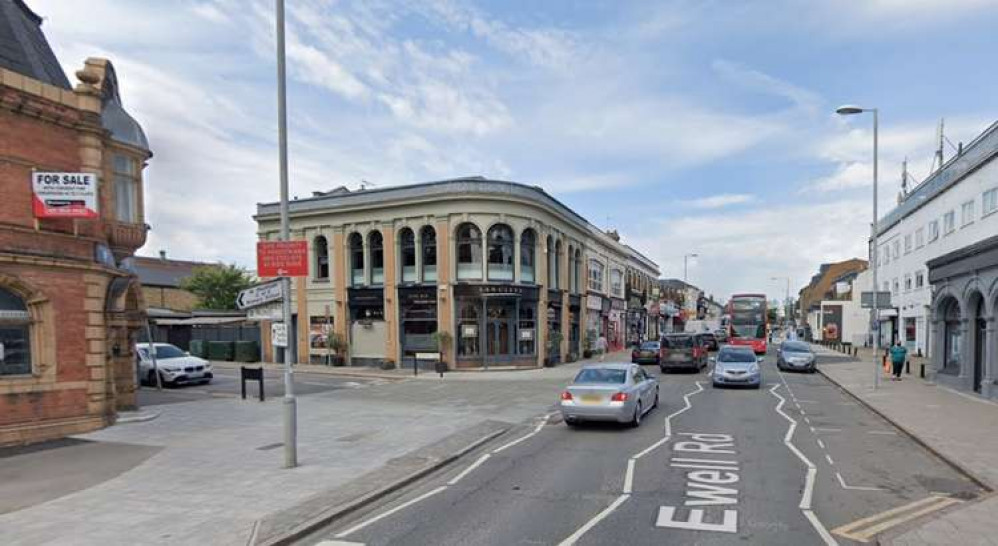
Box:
565 419 580 428
631 402 642 428
201 378 212 385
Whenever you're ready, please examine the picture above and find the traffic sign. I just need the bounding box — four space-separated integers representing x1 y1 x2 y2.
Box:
257 240 308 277
246 302 283 321
237 280 284 310
272 322 288 347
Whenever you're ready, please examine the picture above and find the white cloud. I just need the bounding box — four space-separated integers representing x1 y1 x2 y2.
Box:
712 59 822 114
680 194 756 209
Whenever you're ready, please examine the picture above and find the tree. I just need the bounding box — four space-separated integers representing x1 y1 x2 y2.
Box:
180 264 253 310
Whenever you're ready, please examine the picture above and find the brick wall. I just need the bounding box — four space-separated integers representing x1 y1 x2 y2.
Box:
142 286 199 312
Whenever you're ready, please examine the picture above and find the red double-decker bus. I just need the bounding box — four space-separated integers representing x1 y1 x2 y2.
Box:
727 294 768 354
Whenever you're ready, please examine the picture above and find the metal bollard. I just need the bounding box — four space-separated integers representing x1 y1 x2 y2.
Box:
906 360 910 375
920 363 925 379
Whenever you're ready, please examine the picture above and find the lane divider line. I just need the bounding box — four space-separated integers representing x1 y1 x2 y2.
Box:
825 454 834 465
335 412 556 539
770 381 837 546
835 471 886 492
557 381 704 546
816 438 826 450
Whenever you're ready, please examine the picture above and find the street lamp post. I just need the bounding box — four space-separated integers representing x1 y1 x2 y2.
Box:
683 253 698 283
770 276 790 325
837 104 880 390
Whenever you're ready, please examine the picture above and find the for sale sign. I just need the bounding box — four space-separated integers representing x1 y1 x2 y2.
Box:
32 172 99 218
256 240 308 277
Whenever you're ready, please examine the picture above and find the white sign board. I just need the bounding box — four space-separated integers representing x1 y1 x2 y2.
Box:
247 302 283 321
32 172 99 218
271 322 288 347
237 280 284 310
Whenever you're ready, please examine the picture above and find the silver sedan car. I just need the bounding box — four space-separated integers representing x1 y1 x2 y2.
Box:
560 363 659 427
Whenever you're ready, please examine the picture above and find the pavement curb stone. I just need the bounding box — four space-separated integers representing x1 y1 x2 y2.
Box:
817 366 993 494
252 419 515 546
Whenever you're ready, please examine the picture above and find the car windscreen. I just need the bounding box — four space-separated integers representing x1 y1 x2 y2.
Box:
140 344 186 359
640 342 659 350
782 341 810 353
731 324 765 338
718 351 757 363
663 336 693 348
574 368 627 384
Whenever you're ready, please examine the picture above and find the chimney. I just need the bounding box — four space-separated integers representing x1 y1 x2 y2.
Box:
159 250 167 261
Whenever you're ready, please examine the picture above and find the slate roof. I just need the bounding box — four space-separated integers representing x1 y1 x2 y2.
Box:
0 0 70 89
134 256 214 288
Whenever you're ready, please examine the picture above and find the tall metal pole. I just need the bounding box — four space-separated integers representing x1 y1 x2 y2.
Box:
871 108 880 390
276 0 297 468
683 255 688 283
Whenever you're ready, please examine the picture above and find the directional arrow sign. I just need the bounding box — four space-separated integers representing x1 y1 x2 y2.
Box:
257 240 308 278
237 280 284 310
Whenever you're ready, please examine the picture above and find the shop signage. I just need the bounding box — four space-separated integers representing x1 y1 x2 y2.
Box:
257 240 308 277
519 329 534 341
399 287 436 306
611 298 626 311
462 324 478 338
237 280 284 310
271 322 288 347
586 295 603 311
454 284 538 299
32 172 99 218
348 287 385 306
247 302 283 321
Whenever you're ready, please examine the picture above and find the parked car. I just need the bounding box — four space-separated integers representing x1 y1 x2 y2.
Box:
631 341 663 365
136 342 213 387
699 332 719 351
777 341 816 373
660 333 708 372
560 364 658 427
711 346 762 388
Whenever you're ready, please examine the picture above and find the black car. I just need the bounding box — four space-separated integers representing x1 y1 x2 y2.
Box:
699 332 719 351
661 334 708 372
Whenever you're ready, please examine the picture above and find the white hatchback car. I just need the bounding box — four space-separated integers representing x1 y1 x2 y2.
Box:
136 343 213 387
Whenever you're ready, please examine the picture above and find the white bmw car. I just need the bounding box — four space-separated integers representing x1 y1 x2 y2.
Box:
136 343 213 387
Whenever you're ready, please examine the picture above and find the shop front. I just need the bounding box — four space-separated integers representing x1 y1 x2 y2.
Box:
399 286 438 363
585 294 603 351
547 290 562 364
609 297 626 351
455 284 539 369
569 295 581 359
347 287 385 366
626 294 646 347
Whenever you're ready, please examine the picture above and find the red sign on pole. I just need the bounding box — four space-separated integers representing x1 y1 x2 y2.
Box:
257 240 309 277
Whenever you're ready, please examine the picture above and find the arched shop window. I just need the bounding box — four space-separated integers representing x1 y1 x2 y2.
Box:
547 235 556 288
369 231 384 285
520 229 536 283
487 224 514 281
456 223 483 280
421 225 437 282
313 235 329 280
349 233 364 286
399 228 416 283
0 287 32 376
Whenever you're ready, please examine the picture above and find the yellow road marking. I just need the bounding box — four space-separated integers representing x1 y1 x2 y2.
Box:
832 495 962 543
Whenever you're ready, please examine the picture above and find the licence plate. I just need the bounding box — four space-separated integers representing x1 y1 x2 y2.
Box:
580 394 603 404
641 351 653 357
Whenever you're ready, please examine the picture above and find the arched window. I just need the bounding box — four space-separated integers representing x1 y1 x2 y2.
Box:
554 240 562 290
369 231 384 285
313 235 329 280
574 249 581 293
487 224 514 281
456 223 483 280
547 236 555 288
399 228 416 283
0 287 31 375
421 226 437 282
349 233 364 286
520 229 536 283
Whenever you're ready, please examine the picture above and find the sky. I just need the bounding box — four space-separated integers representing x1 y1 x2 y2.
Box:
31 0 998 302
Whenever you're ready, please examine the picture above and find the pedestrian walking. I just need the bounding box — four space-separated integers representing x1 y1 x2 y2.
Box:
596 334 608 362
889 341 907 381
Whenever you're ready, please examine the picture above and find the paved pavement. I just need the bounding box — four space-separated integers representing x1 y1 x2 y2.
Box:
816 345 998 546
304 345 982 545
0 351 623 546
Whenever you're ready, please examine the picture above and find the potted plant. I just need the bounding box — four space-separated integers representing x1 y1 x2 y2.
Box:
546 331 564 367
326 332 347 366
431 330 453 371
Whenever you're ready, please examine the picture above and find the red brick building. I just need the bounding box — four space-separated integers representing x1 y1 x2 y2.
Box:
0 0 151 445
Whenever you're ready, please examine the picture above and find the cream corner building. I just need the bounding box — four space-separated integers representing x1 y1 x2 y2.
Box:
254 177 660 369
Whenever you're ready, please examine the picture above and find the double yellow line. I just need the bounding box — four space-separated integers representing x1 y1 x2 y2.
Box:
831 495 962 543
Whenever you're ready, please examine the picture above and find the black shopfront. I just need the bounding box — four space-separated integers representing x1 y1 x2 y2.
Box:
455 284 539 368
348 287 385 321
399 286 437 357
547 290 562 364
569 295 581 359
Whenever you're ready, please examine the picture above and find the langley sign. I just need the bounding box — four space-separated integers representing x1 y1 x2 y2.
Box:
237 280 284 310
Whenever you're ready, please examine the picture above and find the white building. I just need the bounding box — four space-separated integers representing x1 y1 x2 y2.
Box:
811 269 871 346
874 121 998 356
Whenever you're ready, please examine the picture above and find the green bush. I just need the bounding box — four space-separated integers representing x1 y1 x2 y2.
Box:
189 340 207 359
207 341 234 361
234 341 259 362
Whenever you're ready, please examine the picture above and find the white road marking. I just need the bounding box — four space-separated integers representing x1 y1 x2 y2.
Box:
835 471 886 492
334 486 447 538
825 454 835 465
813 427 842 433
557 381 705 545
770 376 838 546
492 414 552 454
446 454 491 486
867 430 898 436
796 400 819 404
670 457 738 465
816 438 826 449
316 541 366 545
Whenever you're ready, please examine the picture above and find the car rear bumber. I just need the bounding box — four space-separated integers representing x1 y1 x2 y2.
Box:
730 338 766 354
